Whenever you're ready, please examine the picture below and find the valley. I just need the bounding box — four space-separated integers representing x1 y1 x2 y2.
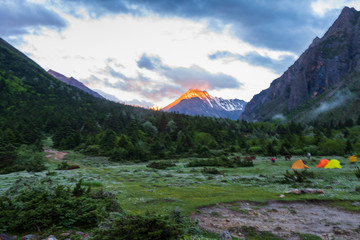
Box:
1 147 359 239
1 3 360 240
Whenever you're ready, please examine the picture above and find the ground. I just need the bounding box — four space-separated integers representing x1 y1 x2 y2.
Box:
44 148 68 160
192 200 360 239
1 150 360 239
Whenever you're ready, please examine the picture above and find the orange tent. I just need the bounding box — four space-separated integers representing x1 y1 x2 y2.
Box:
349 155 357 163
316 159 330 168
291 159 310 169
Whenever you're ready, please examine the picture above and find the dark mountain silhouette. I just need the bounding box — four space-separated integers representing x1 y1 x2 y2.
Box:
47 69 104 99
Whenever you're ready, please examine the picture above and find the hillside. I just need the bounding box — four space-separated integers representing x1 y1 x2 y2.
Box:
163 89 246 120
0 37 142 146
240 7 360 123
0 37 246 165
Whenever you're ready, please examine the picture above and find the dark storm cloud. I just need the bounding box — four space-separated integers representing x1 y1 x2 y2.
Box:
0 0 67 38
209 51 296 74
136 54 242 90
55 0 340 53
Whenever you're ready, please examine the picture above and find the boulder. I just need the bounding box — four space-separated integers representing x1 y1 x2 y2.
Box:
219 231 232 240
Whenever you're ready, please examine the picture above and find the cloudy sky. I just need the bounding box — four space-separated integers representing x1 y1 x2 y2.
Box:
1 0 359 108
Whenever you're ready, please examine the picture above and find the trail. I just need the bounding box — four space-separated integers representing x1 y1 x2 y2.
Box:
44 148 68 160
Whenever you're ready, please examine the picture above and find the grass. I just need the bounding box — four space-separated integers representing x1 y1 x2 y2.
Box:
229 226 285 240
296 233 322 240
1 151 360 238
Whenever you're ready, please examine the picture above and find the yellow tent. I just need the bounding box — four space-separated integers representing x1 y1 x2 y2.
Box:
324 159 342 169
348 155 357 163
291 159 310 169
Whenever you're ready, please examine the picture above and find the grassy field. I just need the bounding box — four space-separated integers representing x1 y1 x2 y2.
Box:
1 151 359 217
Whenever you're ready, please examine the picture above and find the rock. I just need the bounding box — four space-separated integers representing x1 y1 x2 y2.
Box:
0 234 14 240
292 189 301 195
274 226 282 231
219 231 232 240
302 188 325 194
75 231 85 236
286 189 324 194
279 194 285 198
22 234 38 240
60 233 70 237
333 226 345 234
45 235 57 240
226 218 231 222
352 201 360 206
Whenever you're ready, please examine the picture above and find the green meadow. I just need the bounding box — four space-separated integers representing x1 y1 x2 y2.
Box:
2 151 359 216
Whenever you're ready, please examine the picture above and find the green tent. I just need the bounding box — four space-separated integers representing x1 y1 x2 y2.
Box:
324 159 342 169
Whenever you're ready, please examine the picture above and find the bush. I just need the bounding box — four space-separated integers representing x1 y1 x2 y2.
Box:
355 167 360 180
247 146 263 154
57 161 80 170
187 156 254 168
147 161 175 170
0 177 122 233
92 208 199 240
201 167 221 175
229 226 284 240
196 145 211 157
282 170 315 183
0 144 47 174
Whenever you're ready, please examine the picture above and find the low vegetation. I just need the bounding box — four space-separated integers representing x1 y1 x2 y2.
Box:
57 161 80 170
187 156 254 168
92 209 200 240
282 170 315 183
0 151 359 239
0 178 121 233
147 161 176 169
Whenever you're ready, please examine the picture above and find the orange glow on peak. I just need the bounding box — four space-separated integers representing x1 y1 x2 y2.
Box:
162 89 210 111
150 105 161 111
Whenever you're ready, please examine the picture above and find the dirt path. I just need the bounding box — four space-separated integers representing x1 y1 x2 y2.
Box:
44 148 68 160
191 201 360 240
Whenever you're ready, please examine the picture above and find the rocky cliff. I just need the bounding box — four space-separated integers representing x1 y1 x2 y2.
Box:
241 7 360 122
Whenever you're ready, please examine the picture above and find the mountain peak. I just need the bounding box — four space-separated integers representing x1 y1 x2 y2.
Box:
162 89 247 120
340 6 357 15
162 89 209 111
184 89 210 99
323 6 359 38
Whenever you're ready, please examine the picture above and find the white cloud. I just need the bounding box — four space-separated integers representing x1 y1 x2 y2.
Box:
311 0 360 16
16 13 288 107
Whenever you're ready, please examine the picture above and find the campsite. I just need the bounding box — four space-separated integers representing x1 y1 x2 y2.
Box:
1 148 359 239
2 2 360 240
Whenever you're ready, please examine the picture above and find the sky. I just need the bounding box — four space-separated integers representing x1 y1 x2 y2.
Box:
1 0 360 108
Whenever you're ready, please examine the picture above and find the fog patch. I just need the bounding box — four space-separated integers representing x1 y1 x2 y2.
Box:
272 113 287 122
311 89 353 118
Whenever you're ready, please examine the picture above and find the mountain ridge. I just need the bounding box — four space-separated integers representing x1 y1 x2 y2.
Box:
163 89 246 120
47 69 104 99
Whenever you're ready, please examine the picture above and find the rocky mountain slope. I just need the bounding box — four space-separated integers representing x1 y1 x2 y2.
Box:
240 7 360 123
163 89 246 120
48 69 103 99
